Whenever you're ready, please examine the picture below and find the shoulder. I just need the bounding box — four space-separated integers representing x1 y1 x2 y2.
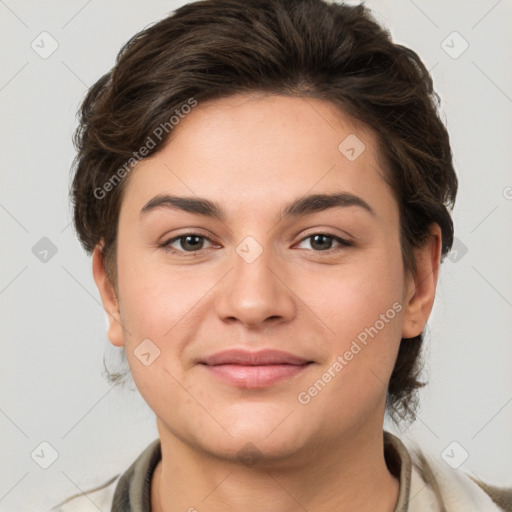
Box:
49 438 161 512
400 435 512 511
49 474 120 512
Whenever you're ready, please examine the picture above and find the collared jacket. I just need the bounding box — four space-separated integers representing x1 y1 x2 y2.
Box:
50 432 512 511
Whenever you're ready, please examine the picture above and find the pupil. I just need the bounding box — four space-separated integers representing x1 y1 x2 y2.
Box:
183 235 202 251
313 234 331 250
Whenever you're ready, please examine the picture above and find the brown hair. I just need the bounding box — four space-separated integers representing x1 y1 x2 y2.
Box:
70 0 457 422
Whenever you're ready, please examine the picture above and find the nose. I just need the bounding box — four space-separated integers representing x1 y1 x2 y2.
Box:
214 243 297 330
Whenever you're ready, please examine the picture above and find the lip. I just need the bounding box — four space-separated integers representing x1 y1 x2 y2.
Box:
199 349 314 388
201 349 311 366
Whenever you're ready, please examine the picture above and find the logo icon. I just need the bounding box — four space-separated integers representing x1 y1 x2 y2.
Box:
32 237 58 263
31 31 59 59
237 442 263 467
134 338 161 366
31 441 59 469
441 441 469 469
441 31 469 59
236 236 263 264
338 134 366 161
447 237 468 263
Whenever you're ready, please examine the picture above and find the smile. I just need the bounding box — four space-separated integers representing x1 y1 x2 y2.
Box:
199 349 314 388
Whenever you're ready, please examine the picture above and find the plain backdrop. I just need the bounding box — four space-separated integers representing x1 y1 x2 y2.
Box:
0 0 511 510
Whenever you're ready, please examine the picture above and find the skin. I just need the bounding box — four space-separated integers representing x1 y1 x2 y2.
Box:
93 93 441 512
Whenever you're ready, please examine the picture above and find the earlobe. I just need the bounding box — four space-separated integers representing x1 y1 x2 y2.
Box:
92 243 125 347
401 224 442 339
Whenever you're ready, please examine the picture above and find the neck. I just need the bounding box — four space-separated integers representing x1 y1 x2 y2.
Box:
151 424 399 512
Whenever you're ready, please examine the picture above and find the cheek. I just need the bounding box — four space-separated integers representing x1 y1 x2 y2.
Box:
116 251 219 375
119 269 195 340
306 243 405 407
316 247 405 344
116 265 200 411
295 252 405 421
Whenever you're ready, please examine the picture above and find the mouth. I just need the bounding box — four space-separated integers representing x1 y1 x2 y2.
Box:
199 349 315 388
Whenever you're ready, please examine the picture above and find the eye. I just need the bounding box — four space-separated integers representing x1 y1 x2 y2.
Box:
160 233 216 253
160 231 352 255
296 233 352 252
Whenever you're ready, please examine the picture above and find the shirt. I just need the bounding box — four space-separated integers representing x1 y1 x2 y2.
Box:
51 431 512 511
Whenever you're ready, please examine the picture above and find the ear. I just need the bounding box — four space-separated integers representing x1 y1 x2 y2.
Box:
92 243 125 347
401 224 442 339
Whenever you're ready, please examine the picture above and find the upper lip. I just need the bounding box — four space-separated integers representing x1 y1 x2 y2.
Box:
201 349 312 366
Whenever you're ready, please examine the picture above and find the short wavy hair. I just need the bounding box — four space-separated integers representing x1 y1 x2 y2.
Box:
70 0 457 422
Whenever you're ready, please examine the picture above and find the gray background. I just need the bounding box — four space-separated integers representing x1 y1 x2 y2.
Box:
0 0 511 510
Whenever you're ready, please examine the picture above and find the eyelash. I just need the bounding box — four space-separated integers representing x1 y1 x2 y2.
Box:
159 232 353 256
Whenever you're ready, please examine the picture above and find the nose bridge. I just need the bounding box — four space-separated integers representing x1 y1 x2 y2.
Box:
214 235 296 328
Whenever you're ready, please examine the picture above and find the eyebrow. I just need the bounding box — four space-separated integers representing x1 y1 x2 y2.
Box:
140 192 375 221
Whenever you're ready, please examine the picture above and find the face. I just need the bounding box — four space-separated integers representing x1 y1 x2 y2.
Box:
94 93 435 465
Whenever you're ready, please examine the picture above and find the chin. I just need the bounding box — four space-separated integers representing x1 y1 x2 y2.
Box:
189 408 314 466
200 434 309 468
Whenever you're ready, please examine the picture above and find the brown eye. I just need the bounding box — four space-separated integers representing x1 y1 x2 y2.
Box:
297 233 352 252
161 233 214 253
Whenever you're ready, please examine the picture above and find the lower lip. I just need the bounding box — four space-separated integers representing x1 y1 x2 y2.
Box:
202 363 312 388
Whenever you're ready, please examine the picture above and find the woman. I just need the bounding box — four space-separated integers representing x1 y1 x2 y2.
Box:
54 0 511 510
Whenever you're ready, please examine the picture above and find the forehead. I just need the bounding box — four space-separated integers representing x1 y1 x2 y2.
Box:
120 94 395 222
